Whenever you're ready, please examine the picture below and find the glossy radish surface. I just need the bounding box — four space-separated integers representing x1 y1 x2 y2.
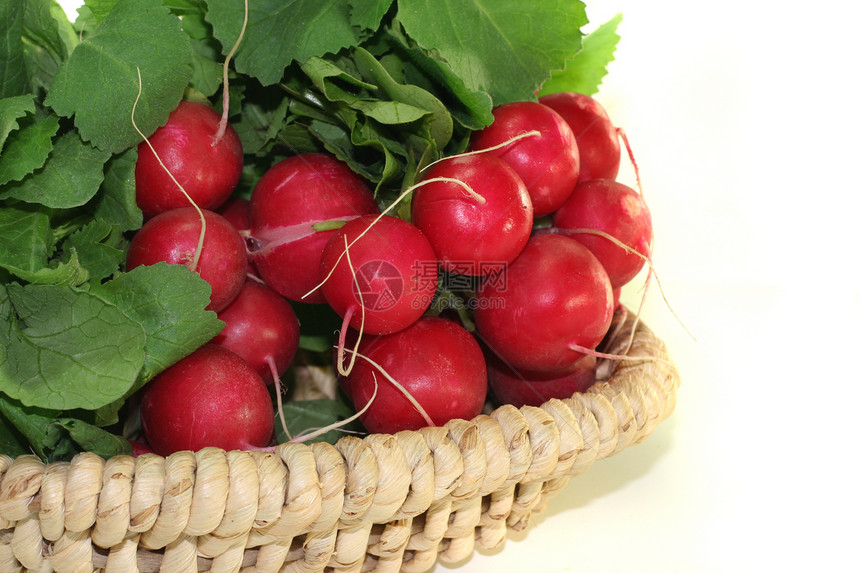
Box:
552 178 652 288
248 153 379 303
468 101 579 216
135 101 243 219
319 214 438 335
340 317 487 434
210 281 301 384
125 207 247 311
140 344 274 455
539 92 621 182
412 154 533 272
474 233 613 375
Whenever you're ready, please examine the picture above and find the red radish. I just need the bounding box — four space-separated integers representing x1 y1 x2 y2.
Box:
135 100 243 219
319 214 438 336
217 196 251 233
539 92 621 182
125 207 247 312
129 440 154 457
412 154 533 272
140 344 274 455
474 233 613 375
340 317 487 434
487 354 597 408
217 196 260 278
468 101 579 217
248 153 380 303
551 178 653 288
210 281 301 384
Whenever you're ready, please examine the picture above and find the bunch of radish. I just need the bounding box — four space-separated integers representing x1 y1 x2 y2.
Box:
126 90 652 455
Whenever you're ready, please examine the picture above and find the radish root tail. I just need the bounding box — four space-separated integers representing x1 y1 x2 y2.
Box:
617 127 643 198
267 356 291 441
420 130 542 173
301 176 481 301
131 68 206 272
336 235 366 377
289 373 379 443
550 227 694 341
568 342 674 368
341 346 436 428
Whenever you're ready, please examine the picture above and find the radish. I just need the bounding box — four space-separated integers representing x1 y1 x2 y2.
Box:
217 196 252 234
140 344 274 455
217 196 260 278
135 100 243 219
551 178 653 289
319 214 438 336
539 92 621 182
487 353 597 408
411 154 533 272
340 317 487 434
247 153 380 303
210 281 301 384
468 101 579 217
125 207 247 312
129 440 154 457
474 233 613 375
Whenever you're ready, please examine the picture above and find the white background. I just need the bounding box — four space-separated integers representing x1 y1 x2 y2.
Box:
445 2 860 572
55 1 860 571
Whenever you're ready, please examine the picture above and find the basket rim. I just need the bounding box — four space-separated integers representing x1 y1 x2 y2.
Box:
0 309 680 573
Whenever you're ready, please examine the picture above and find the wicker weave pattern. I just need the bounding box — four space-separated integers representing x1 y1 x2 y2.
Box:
0 315 679 573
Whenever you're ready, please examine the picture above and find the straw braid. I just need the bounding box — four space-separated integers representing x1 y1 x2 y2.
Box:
0 313 679 573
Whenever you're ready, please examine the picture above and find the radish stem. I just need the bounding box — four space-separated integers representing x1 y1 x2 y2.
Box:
301 176 482 301
213 0 248 146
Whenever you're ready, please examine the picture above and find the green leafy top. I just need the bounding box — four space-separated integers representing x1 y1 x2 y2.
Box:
397 0 587 105
45 0 193 153
539 14 623 97
0 0 620 461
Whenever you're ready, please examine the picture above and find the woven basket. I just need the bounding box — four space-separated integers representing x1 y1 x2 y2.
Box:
0 311 679 573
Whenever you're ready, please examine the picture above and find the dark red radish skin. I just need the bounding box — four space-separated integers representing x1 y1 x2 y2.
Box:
552 178 653 289
539 92 621 182
129 440 154 457
487 354 597 408
140 344 274 455
468 101 579 217
135 101 243 219
341 317 487 434
412 154 533 272
248 153 379 303
210 281 301 384
319 214 438 336
125 207 247 312
217 196 260 278
217 196 251 228
474 233 613 375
